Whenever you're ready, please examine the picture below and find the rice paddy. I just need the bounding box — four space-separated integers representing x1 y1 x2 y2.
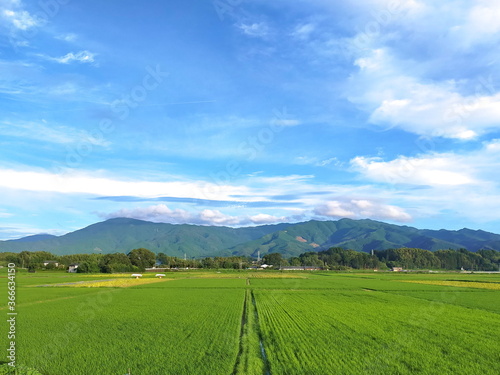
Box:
33 277 170 288
400 279 500 290
2 270 499 374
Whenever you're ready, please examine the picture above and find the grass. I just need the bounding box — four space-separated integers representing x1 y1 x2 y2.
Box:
233 290 265 375
2 270 500 374
389 290 500 314
400 279 500 290
255 290 500 374
15 287 244 374
31 277 171 288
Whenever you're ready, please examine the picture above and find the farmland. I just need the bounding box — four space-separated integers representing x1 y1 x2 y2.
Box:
2 270 500 374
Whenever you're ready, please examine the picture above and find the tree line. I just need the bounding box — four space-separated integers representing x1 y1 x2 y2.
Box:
373 248 500 271
0 249 251 273
0 246 499 272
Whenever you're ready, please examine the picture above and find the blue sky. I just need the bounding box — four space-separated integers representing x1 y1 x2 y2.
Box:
1 0 500 239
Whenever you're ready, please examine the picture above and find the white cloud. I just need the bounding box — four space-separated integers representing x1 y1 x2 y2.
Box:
294 156 342 167
291 23 315 39
99 204 191 224
343 0 500 140
252 174 315 185
56 33 77 42
349 138 500 200
457 0 500 46
100 204 291 227
342 139 500 224
43 51 96 64
484 138 500 153
349 48 500 139
319 157 342 167
0 120 110 147
3 9 40 30
351 155 476 186
0 169 251 202
249 213 286 224
238 22 269 38
315 201 356 218
314 199 412 222
198 209 241 225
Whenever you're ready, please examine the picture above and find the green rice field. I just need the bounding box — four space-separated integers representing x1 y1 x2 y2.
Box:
2 270 500 374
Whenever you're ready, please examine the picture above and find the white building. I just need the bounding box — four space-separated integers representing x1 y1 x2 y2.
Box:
68 263 80 273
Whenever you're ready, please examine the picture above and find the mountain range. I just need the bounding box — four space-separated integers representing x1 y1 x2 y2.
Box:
1 218 500 257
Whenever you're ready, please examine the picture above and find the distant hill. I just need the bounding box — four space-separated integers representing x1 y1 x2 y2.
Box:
11 234 58 243
1 217 500 257
0 218 289 257
227 219 473 256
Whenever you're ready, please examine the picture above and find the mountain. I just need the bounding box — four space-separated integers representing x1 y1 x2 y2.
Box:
1 218 500 257
0 218 289 257
229 219 477 255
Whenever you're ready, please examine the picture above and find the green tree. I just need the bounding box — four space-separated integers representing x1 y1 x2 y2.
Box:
201 257 216 269
44 262 58 270
76 261 100 273
157 253 171 267
262 253 283 266
99 252 134 273
128 248 156 270
18 251 32 268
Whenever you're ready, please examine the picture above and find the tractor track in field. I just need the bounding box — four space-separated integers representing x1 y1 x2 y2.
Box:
232 289 271 375
232 290 249 375
251 290 271 375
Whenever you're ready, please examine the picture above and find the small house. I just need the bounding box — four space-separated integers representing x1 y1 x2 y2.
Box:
68 263 80 273
391 267 403 272
43 260 59 267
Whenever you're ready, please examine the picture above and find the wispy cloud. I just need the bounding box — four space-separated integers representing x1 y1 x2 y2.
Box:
0 211 13 218
238 22 269 38
291 23 315 39
40 50 96 64
0 223 64 240
56 33 77 42
0 168 251 202
294 156 342 167
0 120 110 146
3 9 40 30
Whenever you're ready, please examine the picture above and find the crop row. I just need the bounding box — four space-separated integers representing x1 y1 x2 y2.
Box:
388 289 500 314
9 287 245 374
254 289 500 374
400 279 500 290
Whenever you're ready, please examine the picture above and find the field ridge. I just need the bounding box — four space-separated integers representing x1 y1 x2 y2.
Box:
232 289 249 374
251 290 271 375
